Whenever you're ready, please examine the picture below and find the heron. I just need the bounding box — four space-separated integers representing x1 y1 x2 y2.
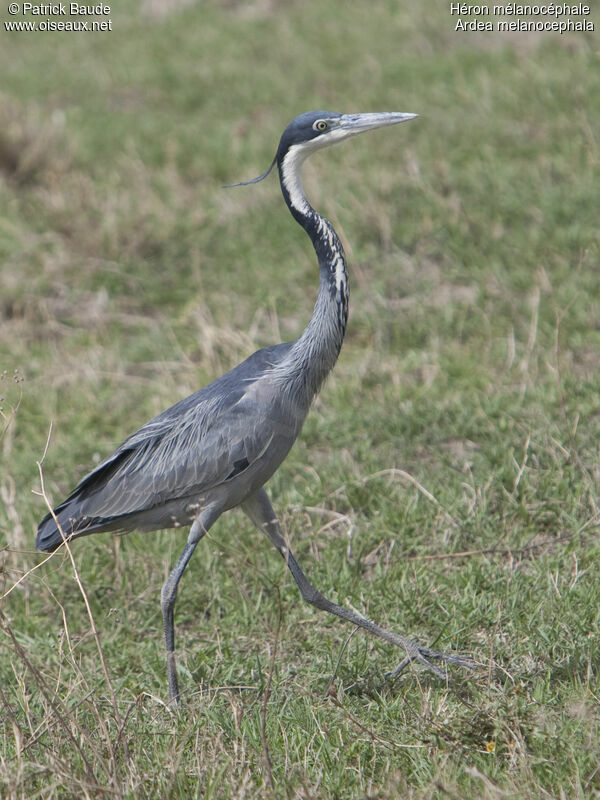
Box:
37 110 471 703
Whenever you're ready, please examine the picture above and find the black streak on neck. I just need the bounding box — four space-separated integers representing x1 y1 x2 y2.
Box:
278 163 350 399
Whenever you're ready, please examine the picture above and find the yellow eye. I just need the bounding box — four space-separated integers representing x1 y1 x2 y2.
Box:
315 120 328 131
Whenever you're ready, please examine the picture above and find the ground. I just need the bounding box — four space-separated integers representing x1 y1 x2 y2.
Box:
0 2 599 798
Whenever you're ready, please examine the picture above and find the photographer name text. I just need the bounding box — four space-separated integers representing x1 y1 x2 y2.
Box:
11 3 110 13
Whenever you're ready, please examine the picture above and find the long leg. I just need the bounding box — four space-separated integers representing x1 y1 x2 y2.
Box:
161 507 220 704
241 488 472 679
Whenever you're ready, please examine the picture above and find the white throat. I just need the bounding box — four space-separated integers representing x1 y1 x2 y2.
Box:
280 143 311 214
280 128 351 214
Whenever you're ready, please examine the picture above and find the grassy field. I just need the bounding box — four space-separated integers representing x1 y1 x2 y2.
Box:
1 1 599 797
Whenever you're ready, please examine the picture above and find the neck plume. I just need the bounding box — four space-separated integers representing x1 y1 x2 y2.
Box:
277 145 349 401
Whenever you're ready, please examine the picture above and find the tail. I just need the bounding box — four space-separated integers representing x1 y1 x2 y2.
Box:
36 449 135 552
36 495 91 552
36 494 115 552
36 510 70 552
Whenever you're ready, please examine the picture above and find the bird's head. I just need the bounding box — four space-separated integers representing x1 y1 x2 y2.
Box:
275 110 417 161
226 110 417 213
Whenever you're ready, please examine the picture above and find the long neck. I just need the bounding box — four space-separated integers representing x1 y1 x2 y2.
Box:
277 146 349 402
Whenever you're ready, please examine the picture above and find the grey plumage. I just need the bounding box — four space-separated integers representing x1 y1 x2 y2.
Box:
38 343 303 541
38 110 472 703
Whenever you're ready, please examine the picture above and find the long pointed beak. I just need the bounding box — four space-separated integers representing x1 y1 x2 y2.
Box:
338 112 418 135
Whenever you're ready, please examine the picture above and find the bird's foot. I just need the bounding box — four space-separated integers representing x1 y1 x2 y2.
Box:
386 638 475 680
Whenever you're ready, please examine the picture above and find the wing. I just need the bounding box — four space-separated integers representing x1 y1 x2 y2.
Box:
37 343 300 547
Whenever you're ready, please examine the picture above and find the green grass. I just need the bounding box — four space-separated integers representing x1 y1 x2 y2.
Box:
1 1 599 797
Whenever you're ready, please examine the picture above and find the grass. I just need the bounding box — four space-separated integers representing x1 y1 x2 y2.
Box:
1 1 599 797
